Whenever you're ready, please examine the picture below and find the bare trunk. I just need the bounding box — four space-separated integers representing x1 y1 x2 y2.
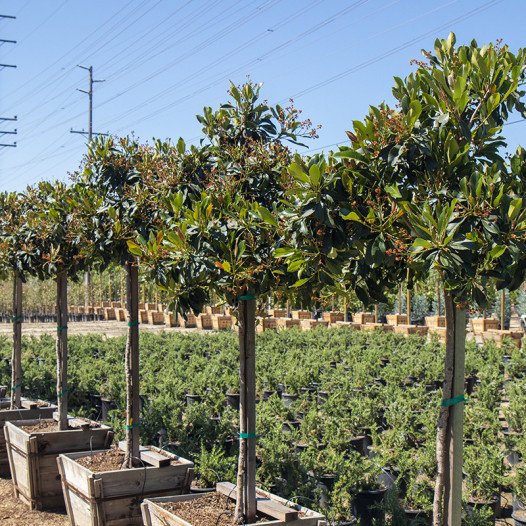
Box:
398 285 403 314
10 273 23 409
56 269 69 431
501 289 506 330
433 293 466 526
374 304 379 324
84 270 91 308
235 296 257 524
437 282 441 316
123 259 140 468
344 298 348 322
407 288 412 324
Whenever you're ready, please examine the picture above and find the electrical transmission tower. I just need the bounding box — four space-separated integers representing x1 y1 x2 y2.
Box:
0 14 17 149
71 65 108 308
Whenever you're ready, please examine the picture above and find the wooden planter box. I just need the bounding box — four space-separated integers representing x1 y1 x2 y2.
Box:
211 315 233 331
275 318 301 329
181 313 197 329
111 302 122 308
291 310 311 320
70 306 79 314
205 306 223 315
141 482 325 526
139 309 149 324
425 315 446 328
301 319 329 331
197 314 213 330
393 324 429 337
334 321 361 330
58 446 194 526
145 303 157 311
157 303 166 313
385 314 408 326
4 418 113 509
103 307 117 321
483 329 523 348
115 308 126 322
147 311 165 326
361 323 394 332
102 301 112 308
353 312 375 324
322 311 344 324
257 317 278 332
0 400 56 477
272 309 288 318
471 318 500 334
428 327 447 342
164 313 180 328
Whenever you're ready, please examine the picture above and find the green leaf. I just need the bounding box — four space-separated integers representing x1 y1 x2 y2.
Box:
257 205 278 227
341 211 361 222
290 277 311 288
275 247 296 258
489 245 507 259
127 240 142 257
288 162 309 184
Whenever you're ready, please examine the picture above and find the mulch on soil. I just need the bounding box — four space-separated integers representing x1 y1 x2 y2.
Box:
159 493 268 526
21 419 100 434
0 478 68 526
76 447 125 472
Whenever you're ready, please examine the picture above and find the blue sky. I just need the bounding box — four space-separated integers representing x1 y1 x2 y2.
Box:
0 0 524 191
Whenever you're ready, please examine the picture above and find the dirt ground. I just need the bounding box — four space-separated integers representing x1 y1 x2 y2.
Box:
0 320 204 339
0 478 68 526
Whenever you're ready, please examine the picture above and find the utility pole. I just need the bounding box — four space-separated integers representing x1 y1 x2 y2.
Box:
70 65 108 309
0 15 17 149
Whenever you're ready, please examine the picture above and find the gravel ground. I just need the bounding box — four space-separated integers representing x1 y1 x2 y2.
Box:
0 478 68 526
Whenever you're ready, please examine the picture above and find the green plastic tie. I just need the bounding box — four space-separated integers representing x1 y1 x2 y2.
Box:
57 325 68 332
126 420 142 430
57 388 73 398
128 320 140 328
239 432 258 439
11 315 23 323
441 395 468 407
239 294 256 301
10 383 22 391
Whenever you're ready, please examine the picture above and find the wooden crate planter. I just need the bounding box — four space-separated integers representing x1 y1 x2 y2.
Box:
164 313 180 328
211 315 233 331
157 303 166 313
333 321 361 330
385 314 408 326
141 482 325 526
145 303 157 311
147 311 165 326
102 301 112 308
4 418 113 510
301 319 329 331
205 306 223 315
181 313 197 329
257 317 278 332
352 312 375 324
393 324 429 337
139 309 149 324
322 311 344 324
483 329 523 349
58 446 194 526
103 307 116 321
275 317 301 329
114 308 126 322
425 315 446 328
111 302 121 308
272 309 288 318
361 323 394 332
471 317 500 334
428 327 447 342
197 314 213 330
0 400 56 477
291 310 312 320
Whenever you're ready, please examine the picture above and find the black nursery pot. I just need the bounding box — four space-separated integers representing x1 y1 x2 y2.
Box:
465 375 478 396
317 391 330 405
282 420 301 433
353 488 387 526
226 392 240 410
294 442 308 454
186 393 202 406
262 390 276 400
281 392 299 407
466 495 500 523
101 398 117 420
190 486 216 494
319 473 336 492
403 508 431 525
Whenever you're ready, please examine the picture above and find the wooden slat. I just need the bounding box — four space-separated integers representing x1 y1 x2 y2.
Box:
117 441 170 467
217 482 299 522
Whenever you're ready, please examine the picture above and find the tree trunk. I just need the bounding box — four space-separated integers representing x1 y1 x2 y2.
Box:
433 293 466 526
84 270 91 308
123 259 140 468
398 285 403 314
235 295 257 524
10 273 23 409
437 282 442 316
501 289 506 330
407 288 412 324
56 269 69 430
344 298 348 322
374 304 379 324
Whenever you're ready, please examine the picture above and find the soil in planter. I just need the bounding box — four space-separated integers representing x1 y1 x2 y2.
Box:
21 420 100 433
76 447 125 472
160 493 268 526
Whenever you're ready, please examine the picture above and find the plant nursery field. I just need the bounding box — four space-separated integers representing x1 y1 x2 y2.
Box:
0 327 522 523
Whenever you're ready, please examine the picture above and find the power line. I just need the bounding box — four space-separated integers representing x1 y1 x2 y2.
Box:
0 14 17 149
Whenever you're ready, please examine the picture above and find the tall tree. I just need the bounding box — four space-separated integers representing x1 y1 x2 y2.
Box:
335 34 526 525
136 82 317 523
